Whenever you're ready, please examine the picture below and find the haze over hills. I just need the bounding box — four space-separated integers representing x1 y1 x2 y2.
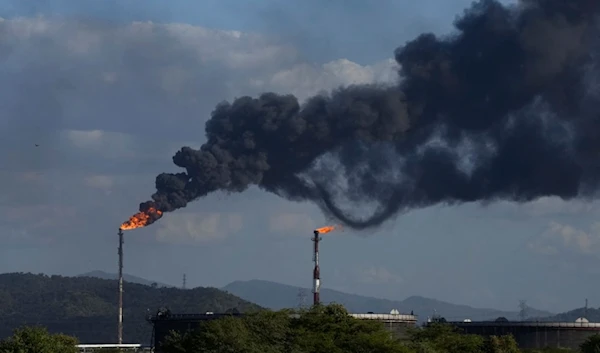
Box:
222 279 554 322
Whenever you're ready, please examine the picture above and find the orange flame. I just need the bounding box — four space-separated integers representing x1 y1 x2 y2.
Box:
315 225 339 234
120 207 163 230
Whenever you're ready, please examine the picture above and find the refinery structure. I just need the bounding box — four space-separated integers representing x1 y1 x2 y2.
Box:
311 225 338 306
112 224 600 352
149 309 418 352
141 225 418 351
445 318 600 350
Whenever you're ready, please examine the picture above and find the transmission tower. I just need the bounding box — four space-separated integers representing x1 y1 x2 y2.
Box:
518 300 528 321
297 289 308 309
182 274 187 289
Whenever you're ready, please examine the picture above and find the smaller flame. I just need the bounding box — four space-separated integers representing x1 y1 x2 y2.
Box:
120 207 163 230
315 225 339 234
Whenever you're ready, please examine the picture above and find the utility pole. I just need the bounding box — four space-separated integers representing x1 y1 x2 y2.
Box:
585 298 588 319
117 228 124 345
182 274 187 289
297 289 307 309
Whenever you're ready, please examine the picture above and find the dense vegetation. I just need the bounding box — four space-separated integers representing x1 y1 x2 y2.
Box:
156 304 588 353
2 303 600 353
0 326 78 353
0 272 261 344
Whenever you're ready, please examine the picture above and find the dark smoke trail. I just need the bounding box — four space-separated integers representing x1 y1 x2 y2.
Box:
138 0 600 230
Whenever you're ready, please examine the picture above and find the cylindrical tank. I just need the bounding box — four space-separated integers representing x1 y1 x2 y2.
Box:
449 321 600 350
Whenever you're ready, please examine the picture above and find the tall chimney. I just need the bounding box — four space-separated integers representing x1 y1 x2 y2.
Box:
311 230 321 306
117 228 124 344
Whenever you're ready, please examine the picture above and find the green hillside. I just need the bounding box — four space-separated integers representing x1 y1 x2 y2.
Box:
0 272 261 344
77 270 173 288
535 307 600 322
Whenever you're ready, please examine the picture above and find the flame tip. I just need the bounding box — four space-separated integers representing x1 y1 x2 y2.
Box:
121 206 163 230
314 224 339 234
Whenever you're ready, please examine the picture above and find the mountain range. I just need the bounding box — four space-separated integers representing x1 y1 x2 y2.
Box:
0 272 259 343
221 279 554 322
2 270 596 345
80 271 554 322
78 271 173 288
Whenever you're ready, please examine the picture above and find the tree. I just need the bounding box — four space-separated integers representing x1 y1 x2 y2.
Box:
161 310 292 353
581 334 600 353
160 304 524 353
483 335 520 353
407 323 484 353
0 326 78 353
290 304 410 353
161 304 411 353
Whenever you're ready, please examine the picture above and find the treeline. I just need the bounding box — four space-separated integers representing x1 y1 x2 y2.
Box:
0 273 260 343
3 304 600 353
158 304 592 353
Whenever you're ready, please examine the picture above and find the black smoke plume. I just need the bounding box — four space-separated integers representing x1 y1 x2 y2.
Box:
138 0 600 229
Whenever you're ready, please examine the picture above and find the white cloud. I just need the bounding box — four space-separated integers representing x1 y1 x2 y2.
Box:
63 129 133 150
155 212 244 244
0 15 398 245
477 197 600 221
0 16 396 108
3 204 78 232
83 175 114 191
0 16 398 171
268 212 319 235
101 72 118 83
528 221 600 255
60 129 162 160
356 265 403 284
519 197 600 217
258 58 398 101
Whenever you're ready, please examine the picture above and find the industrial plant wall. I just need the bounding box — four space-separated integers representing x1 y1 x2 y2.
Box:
379 320 416 339
453 323 600 350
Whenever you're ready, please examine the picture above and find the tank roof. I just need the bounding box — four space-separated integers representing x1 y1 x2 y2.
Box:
448 321 600 329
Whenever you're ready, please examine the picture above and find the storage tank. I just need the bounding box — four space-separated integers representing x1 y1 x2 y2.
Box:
350 310 418 338
447 320 600 350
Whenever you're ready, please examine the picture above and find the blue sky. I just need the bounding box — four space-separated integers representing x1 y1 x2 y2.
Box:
1 0 598 316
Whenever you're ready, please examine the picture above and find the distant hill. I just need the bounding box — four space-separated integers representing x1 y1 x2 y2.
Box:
535 307 600 322
78 270 173 288
0 272 261 344
222 279 554 322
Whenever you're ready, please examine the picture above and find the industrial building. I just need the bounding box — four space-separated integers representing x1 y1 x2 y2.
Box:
447 318 600 350
148 309 417 352
350 311 418 338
